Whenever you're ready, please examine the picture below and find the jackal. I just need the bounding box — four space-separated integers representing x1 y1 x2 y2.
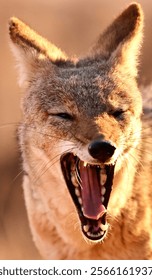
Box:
9 3 152 259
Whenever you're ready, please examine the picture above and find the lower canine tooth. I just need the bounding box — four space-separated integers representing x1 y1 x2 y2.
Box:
101 197 105 203
83 225 89 232
100 223 108 231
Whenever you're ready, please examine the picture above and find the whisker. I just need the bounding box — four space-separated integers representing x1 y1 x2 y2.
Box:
134 147 152 156
139 139 152 144
0 122 19 128
121 153 130 186
75 158 82 185
11 169 24 184
75 169 82 189
33 147 75 184
128 151 144 171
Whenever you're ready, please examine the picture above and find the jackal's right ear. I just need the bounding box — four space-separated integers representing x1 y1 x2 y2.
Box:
9 17 67 88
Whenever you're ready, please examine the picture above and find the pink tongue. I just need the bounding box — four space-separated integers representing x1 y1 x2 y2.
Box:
79 162 106 220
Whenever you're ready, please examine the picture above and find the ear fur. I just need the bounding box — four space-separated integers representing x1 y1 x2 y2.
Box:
90 3 144 76
9 17 68 87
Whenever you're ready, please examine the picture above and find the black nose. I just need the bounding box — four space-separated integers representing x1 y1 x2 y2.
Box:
88 139 116 162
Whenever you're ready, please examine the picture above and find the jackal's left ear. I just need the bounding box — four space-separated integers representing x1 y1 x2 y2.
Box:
9 17 67 88
90 3 144 76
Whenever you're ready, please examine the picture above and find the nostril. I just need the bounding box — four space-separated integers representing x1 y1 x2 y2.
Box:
88 140 116 162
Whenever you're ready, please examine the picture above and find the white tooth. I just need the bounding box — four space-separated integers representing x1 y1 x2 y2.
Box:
71 174 79 187
83 225 89 232
88 232 94 237
100 223 108 231
100 174 107 185
87 232 103 238
78 197 82 205
101 196 105 203
84 162 87 167
75 188 80 197
101 187 106 195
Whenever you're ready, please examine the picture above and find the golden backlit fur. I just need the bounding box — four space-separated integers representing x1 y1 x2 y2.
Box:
9 3 152 259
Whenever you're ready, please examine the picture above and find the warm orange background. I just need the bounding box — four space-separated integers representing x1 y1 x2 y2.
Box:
0 0 151 259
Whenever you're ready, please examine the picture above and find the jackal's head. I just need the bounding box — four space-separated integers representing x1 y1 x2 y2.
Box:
9 3 143 243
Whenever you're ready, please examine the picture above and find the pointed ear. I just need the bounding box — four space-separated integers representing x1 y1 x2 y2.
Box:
90 3 144 76
9 17 68 88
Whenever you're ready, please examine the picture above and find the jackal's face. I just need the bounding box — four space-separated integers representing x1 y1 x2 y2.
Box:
9 3 143 242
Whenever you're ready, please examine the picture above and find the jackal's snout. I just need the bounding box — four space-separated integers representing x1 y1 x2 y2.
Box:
88 137 116 163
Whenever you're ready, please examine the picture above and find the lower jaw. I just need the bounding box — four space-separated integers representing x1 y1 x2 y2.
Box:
81 222 108 242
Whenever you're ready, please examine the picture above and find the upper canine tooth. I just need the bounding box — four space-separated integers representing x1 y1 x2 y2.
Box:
100 174 107 185
83 162 87 167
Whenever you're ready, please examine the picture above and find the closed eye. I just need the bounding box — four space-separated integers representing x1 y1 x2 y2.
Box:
112 110 125 118
52 112 74 120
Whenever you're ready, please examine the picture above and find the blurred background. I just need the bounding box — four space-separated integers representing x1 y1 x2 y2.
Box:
0 0 151 259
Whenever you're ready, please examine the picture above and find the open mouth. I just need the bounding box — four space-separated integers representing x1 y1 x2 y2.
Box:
60 153 115 242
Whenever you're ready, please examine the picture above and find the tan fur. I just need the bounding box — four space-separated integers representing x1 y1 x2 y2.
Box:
9 3 152 259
